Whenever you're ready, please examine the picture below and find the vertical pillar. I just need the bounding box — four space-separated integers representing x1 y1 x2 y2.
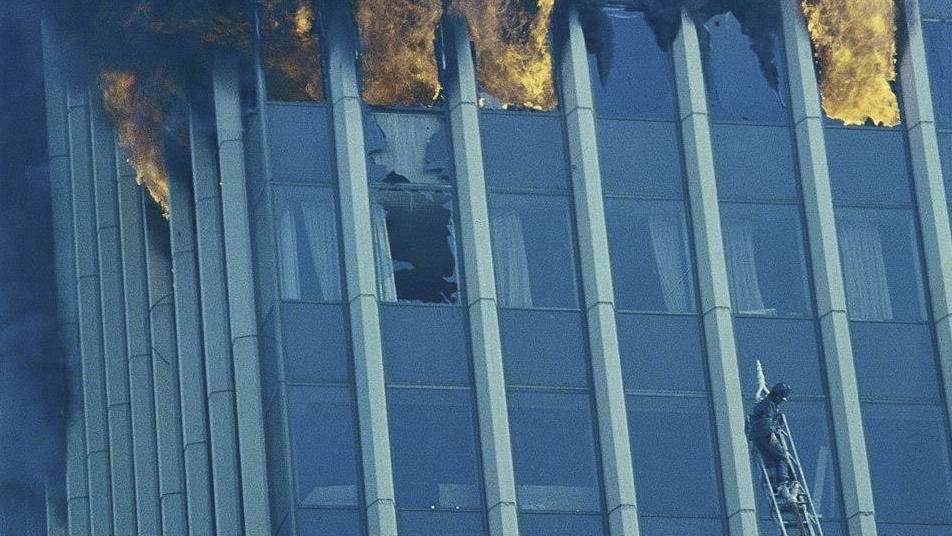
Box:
900 0 952 444
671 10 760 536
169 159 215 534
324 10 398 534
780 0 879 533
145 196 189 535
67 83 114 536
90 93 136 535
559 8 640 536
118 158 162 534
40 21 90 536
191 110 244 535
446 16 520 536
212 58 272 535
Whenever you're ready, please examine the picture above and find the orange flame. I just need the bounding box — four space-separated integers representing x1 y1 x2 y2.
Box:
100 71 170 215
261 0 324 101
450 0 557 110
356 0 443 106
800 0 901 126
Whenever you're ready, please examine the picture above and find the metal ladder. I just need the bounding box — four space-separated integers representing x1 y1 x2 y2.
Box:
750 362 825 536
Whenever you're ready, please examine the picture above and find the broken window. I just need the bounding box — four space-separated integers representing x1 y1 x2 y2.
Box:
365 112 452 184
275 186 343 302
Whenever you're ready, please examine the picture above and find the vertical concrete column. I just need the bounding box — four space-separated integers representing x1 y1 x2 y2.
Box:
144 196 189 535
40 22 90 536
169 161 215 534
89 95 136 535
324 12 398 535
779 0 879 533
445 16 520 536
191 110 244 535
67 84 114 536
558 8 640 536
212 58 272 535
671 10 759 536
900 0 952 444
117 157 162 534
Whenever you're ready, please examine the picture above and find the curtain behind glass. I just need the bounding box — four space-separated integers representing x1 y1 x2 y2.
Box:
371 202 398 302
839 220 893 321
300 202 342 301
277 192 343 302
490 209 533 308
648 214 692 313
723 218 768 314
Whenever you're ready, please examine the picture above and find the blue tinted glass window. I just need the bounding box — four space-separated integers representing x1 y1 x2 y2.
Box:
295 509 361 536
380 305 470 385
597 120 684 197
289 386 360 507
282 302 350 382
275 186 342 302
398 511 485 535
850 322 940 400
923 22 952 129
878 523 952 536
508 391 603 512
519 513 606 535
638 517 726 536
939 133 951 208
488 194 580 308
701 13 790 124
387 389 483 510
863 403 952 524
835 208 928 322
627 395 722 516
364 112 453 184
720 203 812 316
826 129 913 204
616 313 708 392
500 309 588 387
591 10 676 120
921 0 952 18
605 198 696 313
712 124 799 201
734 318 825 396
481 113 568 189
267 104 334 183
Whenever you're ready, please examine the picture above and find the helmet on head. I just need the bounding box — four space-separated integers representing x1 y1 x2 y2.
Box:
770 382 792 401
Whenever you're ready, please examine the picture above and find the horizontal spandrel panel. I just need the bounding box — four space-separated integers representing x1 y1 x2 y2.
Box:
481 113 569 190
295 509 361 536
712 124 799 201
639 516 726 536
616 313 707 392
597 120 684 197
850 321 941 401
500 309 588 388
519 513 606 536
826 128 913 205
380 305 471 385
267 104 334 184
282 302 350 383
397 510 486 536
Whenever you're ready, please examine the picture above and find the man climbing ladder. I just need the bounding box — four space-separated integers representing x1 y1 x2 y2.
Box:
747 362 825 536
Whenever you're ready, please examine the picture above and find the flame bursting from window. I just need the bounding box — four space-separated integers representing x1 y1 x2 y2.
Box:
356 0 444 106
800 0 901 126
450 0 557 110
261 0 324 101
100 71 171 215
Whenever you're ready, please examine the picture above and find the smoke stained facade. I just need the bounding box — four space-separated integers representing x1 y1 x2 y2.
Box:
22 0 952 535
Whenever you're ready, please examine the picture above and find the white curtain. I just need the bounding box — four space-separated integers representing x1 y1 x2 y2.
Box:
648 214 692 313
839 220 893 321
490 209 533 308
300 202 342 302
723 218 767 314
371 202 398 302
278 203 301 300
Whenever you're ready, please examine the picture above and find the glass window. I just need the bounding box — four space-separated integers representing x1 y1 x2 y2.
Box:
923 22 952 129
295 509 361 536
508 391 603 513
481 113 569 190
638 517 726 536
387 389 483 510
835 208 928 322
939 132 952 208
605 198 696 313
519 513 606 536
826 128 913 205
275 186 342 302
627 396 722 517
591 9 676 120
488 194 580 308
863 403 952 524
849 322 941 400
282 302 350 383
380 305 471 385
500 309 588 388
398 511 485 536
616 313 708 392
597 120 684 197
878 523 952 536
733 318 826 396
371 188 460 304
701 12 790 124
267 104 334 183
364 112 452 184
720 203 812 317
921 0 952 19
289 386 360 508
712 124 799 201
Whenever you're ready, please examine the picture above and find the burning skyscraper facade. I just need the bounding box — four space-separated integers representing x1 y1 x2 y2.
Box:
33 0 952 535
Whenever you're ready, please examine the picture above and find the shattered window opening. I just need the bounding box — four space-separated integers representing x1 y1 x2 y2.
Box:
364 112 453 185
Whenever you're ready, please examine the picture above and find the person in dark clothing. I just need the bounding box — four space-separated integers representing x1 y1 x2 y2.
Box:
748 382 794 503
